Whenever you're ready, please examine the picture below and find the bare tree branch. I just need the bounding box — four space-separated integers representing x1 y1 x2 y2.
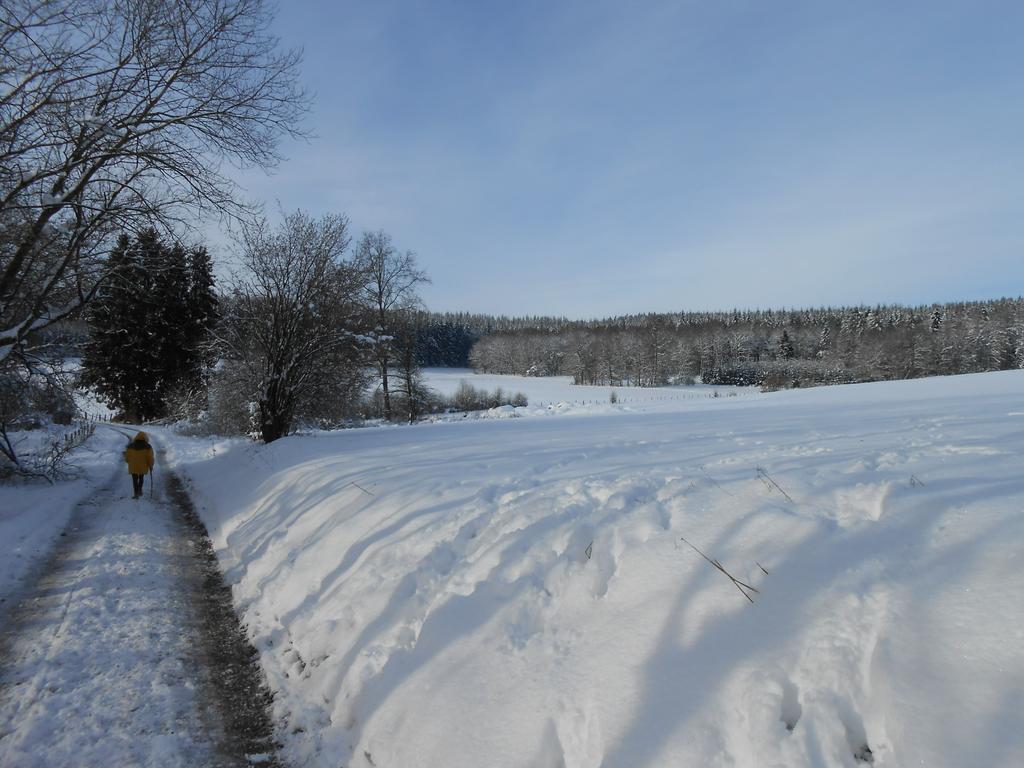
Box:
0 0 309 364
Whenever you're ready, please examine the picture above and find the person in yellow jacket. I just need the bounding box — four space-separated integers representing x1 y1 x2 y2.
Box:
123 431 154 499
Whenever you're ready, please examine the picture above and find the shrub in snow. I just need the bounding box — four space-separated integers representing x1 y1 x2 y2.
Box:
386 379 440 424
452 381 482 412
1 367 93 482
205 361 260 438
449 382 527 413
490 386 505 408
0 362 77 431
164 381 212 424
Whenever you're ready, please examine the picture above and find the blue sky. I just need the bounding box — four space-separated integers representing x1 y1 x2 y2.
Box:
228 0 1024 317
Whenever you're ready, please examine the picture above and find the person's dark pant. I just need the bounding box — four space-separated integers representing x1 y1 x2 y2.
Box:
132 473 145 498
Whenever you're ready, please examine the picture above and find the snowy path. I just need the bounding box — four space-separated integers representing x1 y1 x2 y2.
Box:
0 448 279 767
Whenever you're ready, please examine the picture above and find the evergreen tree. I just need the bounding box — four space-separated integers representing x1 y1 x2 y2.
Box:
777 330 796 360
80 229 217 421
81 232 152 421
816 325 832 359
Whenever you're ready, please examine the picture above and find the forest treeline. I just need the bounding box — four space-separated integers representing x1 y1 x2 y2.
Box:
412 313 570 367
421 299 1024 390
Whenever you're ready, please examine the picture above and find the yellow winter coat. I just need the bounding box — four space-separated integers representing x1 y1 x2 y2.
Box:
123 432 154 475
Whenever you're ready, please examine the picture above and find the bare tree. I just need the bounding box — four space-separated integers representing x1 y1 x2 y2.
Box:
352 230 429 421
391 308 431 423
0 0 308 366
216 211 367 443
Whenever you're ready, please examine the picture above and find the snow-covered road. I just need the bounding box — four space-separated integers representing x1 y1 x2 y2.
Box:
0 453 277 767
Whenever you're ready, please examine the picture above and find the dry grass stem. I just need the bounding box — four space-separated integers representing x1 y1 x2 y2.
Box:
680 535 760 604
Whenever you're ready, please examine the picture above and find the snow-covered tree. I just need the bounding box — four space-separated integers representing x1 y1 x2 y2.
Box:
463 298 1024 391
816 325 832 359
216 211 367 443
777 330 796 360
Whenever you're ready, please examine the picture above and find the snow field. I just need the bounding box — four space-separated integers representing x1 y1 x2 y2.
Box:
165 371 1024 767
421 367 752 415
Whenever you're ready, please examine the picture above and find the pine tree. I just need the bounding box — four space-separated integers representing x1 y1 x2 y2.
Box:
185 245 219 380
816 325 832 359
80 229 217 421
81 232 150 421
777 330 796 360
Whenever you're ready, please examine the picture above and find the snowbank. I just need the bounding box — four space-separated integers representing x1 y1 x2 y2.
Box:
167 371 1024 767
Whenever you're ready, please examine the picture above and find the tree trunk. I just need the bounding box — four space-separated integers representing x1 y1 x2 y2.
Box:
260 407 290 443
259 384 291 443
380 358 392 421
